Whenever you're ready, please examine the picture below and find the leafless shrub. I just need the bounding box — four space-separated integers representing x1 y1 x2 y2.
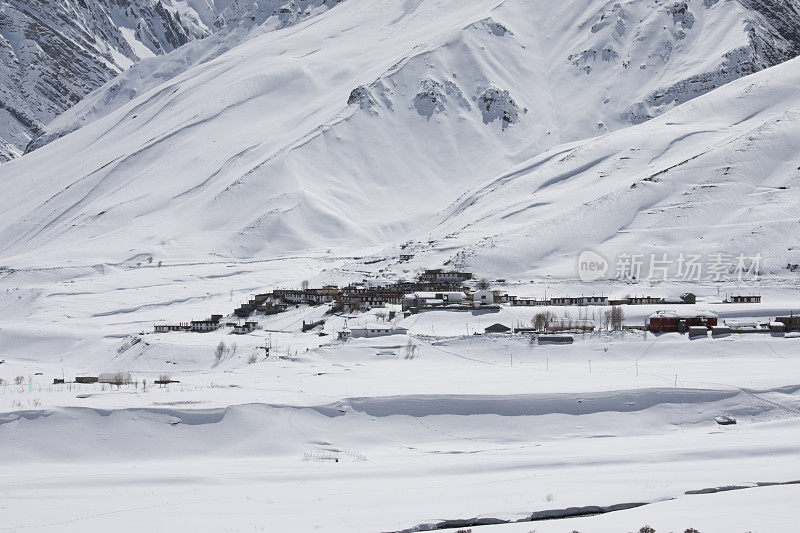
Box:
611 305 624 330
108 372 129 387
14 376 24 385
215 341 228 364
404 338 418 359
532 311 556 331
247 353 259 364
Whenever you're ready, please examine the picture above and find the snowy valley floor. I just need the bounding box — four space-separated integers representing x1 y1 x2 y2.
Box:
0 263 799 531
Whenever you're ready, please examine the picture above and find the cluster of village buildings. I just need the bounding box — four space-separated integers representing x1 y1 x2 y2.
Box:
153 268 777 336
154 315 259 335
233 271 764 316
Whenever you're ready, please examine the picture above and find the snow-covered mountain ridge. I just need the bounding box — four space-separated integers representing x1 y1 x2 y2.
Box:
0 0 343 161
25 0 800 156
0 0 798 281
0 0 207 162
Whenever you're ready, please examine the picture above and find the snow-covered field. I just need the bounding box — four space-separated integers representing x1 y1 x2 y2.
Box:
2 326 799 532
1 257 799 532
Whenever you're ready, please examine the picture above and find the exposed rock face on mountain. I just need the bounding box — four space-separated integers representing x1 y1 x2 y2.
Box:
619 0 800 124
0 0 210 161
0 0 344 161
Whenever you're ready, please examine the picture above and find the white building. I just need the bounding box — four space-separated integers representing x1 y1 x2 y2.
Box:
98 372 132 385
551 296 609 306
402 291 466 311
471 290 495 306
191 320 221 332
340 324 409 339
510 297 549 306
232 321 258 334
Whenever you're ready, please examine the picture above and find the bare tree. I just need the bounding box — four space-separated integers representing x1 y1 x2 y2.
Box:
532 312 542 331
301 279 310 291
375 309 388 322
108 372 129 388
405 338 418 359
532 311 556 332
14 375 24 385
215 341 228 364
476 278 491 290
611 305 624 330
603 306 624 330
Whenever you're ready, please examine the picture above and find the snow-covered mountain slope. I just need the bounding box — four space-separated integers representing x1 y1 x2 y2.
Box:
28 0 800 155
411 57 800 279
0 0 211 161
0 0 799 279
25 0 344 154
0 0 343 161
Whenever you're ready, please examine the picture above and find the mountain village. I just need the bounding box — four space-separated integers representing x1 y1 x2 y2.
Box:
150 268 797 342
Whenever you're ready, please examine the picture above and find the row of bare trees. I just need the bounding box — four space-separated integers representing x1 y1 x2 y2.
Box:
530 305 624 332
